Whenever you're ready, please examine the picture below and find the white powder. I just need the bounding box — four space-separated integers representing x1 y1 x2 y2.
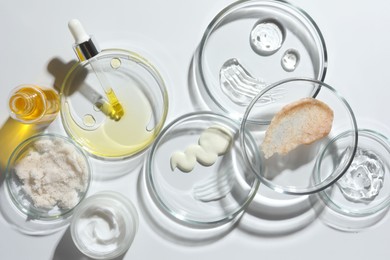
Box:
14 137 89 210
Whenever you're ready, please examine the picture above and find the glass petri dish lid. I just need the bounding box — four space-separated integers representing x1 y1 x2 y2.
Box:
60 49 169 160
194 0 327 119
240 78 358 195
5 134 92 221
146 111 260 227
315 129 390 231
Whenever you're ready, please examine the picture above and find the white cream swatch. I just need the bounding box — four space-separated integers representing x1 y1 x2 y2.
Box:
170 125 233 173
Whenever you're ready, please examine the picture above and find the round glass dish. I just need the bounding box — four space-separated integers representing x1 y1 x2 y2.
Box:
194 0 327 119
5 134 91 220
60 48 168 160
146 112 260 226
71 191 139 260
316 129 390 231
240 78 358 195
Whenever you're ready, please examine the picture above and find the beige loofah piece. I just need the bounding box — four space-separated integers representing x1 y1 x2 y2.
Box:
261 97 334 159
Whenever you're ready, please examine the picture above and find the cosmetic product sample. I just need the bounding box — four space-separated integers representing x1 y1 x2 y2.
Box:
71 192 139 259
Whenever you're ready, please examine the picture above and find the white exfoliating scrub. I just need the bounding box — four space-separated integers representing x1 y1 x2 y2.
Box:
14 138 89 210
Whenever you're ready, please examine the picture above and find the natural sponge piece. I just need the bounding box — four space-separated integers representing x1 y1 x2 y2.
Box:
261 97 334 159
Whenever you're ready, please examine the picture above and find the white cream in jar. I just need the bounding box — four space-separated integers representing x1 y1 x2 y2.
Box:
71 192 139 260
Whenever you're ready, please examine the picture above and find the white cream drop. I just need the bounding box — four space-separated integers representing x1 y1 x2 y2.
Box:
170 125 233 173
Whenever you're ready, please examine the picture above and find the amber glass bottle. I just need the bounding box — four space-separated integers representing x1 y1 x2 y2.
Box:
8 84 59 124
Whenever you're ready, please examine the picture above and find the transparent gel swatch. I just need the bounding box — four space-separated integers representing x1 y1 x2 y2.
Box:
250 20 285 56
281 49 300 72
219 58 284 105
337 147 385 202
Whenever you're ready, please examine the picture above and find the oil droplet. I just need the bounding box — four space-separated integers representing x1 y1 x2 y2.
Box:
83 114 96 127
250 19 285 56
337 147 385 202
281 49 300 72
110 58 121 69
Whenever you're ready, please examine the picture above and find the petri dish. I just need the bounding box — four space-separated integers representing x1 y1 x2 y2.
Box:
4 133 91 233
71 191 139 259
316 129 390 231
240 78 358 195
194 0 327 119
60 49 168 160
146 111 260 227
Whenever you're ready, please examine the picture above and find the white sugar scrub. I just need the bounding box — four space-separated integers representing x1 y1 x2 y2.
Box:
170 125 233 172
14 137 89 210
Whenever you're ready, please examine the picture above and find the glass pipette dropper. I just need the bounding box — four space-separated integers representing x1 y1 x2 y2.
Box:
68 19 124 121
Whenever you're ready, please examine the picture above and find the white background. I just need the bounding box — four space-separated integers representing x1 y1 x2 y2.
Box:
1 0 389 259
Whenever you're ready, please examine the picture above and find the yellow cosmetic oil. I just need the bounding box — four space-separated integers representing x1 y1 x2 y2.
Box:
63 85 158 158
8 85 59 124
65 21 168 159
105 88 124 120
0 119 40 170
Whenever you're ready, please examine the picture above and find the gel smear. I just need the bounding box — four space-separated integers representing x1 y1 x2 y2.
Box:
219 58 285 106
250 19 285 56
337 147 385 202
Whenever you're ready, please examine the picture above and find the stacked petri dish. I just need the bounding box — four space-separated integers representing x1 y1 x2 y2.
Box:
4 0 388 250
145 0 357 235
193 0 327 120
240 78 358 195
183 0 339 234
178 0 390 234
146 112 260 228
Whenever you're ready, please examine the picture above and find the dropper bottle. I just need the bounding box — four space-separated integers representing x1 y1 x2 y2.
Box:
68 19 124 121
8 84 60 124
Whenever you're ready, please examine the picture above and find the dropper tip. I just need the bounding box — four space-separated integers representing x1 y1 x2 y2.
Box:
68 19 90 44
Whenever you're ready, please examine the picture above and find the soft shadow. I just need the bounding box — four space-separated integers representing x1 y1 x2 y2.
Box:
266 142 323 179
90 151 147 181
48 57 103 105
311 155 390 233
0 57 75 181
52 227 126 260
237 184 324 237
47 57 78 93
0 182 70 236
0 118 46 181
137 164 237 246
187 49 214 112
311 185 390 233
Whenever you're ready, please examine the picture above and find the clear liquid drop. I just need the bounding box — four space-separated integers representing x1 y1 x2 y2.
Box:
337 147 385 202
110 58 121 69
281 49 300 72
83 114 96 127
250 20 285 56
